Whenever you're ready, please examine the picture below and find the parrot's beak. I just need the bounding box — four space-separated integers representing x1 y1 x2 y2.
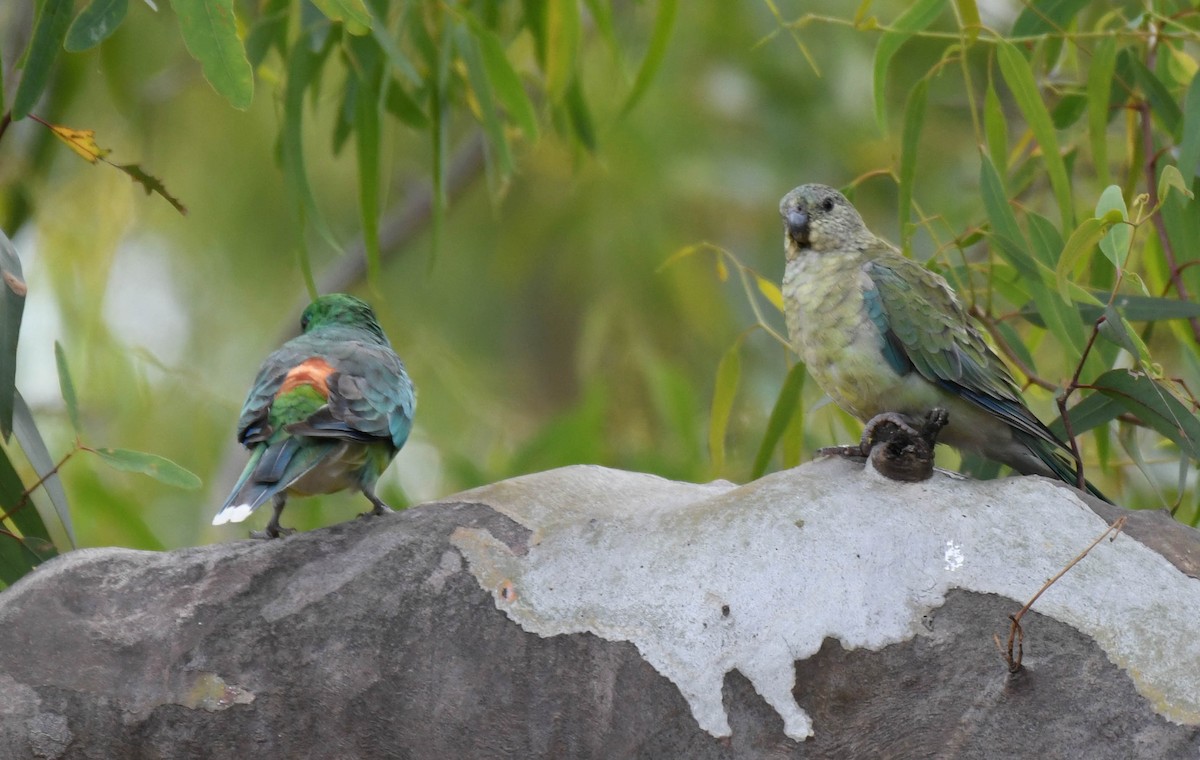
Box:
785 209 810 248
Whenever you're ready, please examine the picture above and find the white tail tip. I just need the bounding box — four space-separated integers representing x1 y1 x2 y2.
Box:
212 503 254 526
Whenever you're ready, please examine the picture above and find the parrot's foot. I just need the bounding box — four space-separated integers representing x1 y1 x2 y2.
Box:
357 489 395 520
864 408 949 483
249 525 294 540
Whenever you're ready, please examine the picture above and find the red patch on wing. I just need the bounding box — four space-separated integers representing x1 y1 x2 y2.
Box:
277 358 335 397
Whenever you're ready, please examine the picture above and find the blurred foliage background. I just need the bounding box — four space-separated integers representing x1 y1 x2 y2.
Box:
2 0 1200 581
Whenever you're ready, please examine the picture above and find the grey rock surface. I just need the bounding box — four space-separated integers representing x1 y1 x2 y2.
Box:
0 460 1197 759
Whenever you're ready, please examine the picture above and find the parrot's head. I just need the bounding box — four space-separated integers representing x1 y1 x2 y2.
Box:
779 184 872 260
300 294 387 343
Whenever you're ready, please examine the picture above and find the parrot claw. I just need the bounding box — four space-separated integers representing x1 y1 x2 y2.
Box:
250 525 295 540
357 489 395 520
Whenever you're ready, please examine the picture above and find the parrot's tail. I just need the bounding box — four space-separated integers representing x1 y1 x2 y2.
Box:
212 438 331 526
1021 433 1111 504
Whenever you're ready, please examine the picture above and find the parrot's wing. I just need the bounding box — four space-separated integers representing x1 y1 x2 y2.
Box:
234 348 301 446
862 255 1063 450
286 341 415 451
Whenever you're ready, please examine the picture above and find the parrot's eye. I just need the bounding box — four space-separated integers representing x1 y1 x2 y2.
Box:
821 197 835 212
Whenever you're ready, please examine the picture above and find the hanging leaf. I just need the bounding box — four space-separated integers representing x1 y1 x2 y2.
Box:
65 0 129 52
899 77 929 251
11 0 73 121
0 230 25 441
54 342 81 434
170 0 254 110
871 0 944 130
619 0 678 117
1092 371 1200 460
311 0 370 35
90 448 202 489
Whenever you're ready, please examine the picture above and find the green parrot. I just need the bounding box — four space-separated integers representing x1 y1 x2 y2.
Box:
213 294 416 538
779 183 1106 500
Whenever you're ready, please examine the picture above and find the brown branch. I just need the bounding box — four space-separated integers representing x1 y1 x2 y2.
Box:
1057 319 1104 490
995 515 1127 672
0 449 75 524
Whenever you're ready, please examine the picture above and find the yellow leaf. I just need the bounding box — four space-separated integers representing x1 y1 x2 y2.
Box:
756 275 785 312
48 123 110 163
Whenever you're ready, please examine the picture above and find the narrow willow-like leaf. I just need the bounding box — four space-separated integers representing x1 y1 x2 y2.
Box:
899 77 929 251
282 42 340 259
1130 56 1183 140
12 391 74 548
752 362 805 479
871 0 945 130
0 230 25 440
355 68 383 290
983 80 1007 179
545 0 581 101
1055 217 1108 301
564 75 596 152
1093 371 1200 460
620 0 678 117
1178 72 1200 180
979 153 1036 279
311 0 370 35
12 0 72 120
369 5 420 85
708 339 742 476
1086 37 1116 187
1048 392 1124 438
464 16 539 139
54 342 80 434
996 40 1073 229
170 0 254 110
65 0 129 51
91 448 202 489
1010 0 1090 37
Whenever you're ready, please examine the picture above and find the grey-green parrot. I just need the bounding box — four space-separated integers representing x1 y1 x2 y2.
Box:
780 183 1105 500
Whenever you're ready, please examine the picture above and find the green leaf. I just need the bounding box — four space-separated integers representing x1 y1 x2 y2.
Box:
1158 164 1193 204
708 338 742 476
1086 36 1116 187
1054 217 1108 301
0 230 25 441
311 0 370 35
1096 303 1149 361
369 5 420 85
354 69 383 291
1049 392 1124 438
1130 55 1183 139
983 80 1008 177
1050 93 1087 130
54 341 80 434
1092 370 1200 460
1022 292 1200 325
282 40 341 257
1094 185 1129 269
1010 0 1090 38
996 39 1073 229
1178 71 1200 181
91 448 202 489
11 391 74 548
564 75 596 152
545 0 581 101
12 0 72 121
620 0 678 117
170 0 254 110
979 153 1037 280
899 77 929 251
463 16 539 140
457 26 515 182
383 80 429 128
953 0 980 41
65 0 129 52
0 439 53 552
752 362 805 479
872 0 945 130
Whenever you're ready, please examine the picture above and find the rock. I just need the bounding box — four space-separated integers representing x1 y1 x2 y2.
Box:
0 460 1198 759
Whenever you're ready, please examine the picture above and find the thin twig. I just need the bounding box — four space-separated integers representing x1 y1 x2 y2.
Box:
0 449 75 524
996 515 1128 672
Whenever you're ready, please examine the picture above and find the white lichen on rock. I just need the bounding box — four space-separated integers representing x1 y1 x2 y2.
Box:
448 459 1200 742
